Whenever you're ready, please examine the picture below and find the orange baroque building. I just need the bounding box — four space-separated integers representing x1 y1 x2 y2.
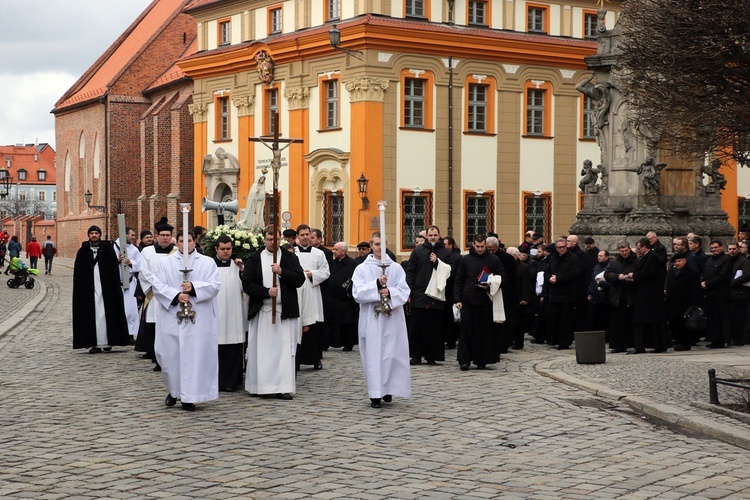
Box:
180 0 622 255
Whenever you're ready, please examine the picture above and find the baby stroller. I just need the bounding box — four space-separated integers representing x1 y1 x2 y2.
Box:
6 257 39 289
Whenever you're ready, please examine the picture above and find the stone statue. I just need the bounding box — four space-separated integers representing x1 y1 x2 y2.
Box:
237 176 266 230
579 159 604 193
702 159 727 191
636 157 667 194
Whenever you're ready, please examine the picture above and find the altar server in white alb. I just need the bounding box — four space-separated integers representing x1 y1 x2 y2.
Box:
213 234 247 392
151 230 221 411
113 227 141 342
242 226 306 400
352 231 412 409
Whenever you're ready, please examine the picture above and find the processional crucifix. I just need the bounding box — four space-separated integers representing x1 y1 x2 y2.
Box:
248 111 303 323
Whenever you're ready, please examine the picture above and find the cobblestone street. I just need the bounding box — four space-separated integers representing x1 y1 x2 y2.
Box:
2 260 750 498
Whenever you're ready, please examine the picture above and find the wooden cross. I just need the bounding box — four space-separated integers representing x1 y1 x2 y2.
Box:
248 111 303 322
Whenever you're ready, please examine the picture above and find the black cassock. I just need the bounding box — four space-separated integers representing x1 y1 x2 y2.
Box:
72 241 130 349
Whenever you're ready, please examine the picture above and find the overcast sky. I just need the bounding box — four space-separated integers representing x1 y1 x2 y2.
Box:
0 0 153 149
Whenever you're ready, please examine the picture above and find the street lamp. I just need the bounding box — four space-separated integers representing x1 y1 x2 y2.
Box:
84 189 106 212
329 24 364 60
357 172 369 209
0 173 12 200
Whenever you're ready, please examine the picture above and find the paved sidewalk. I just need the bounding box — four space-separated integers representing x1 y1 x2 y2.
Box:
535 343 750 450
4 263 750 498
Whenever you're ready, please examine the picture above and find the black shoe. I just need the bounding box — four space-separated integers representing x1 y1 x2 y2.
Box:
673 345 691 351
530 339 545 344
343 346 353 351
370 398 382 408
181 402 196 411
89 347 102 354
102 347 112 352
426 360 437 365
276 393 293 400
410 358 421 365
512 344 524 350
707 343 726 349
383 395 392 403
557 345 570 350
476 364 486 370
627 350 645 354
459 363 469 371
165 394 177 407
140 353 151 359
153 364 162 372
445 342 456 349
313 362 323 370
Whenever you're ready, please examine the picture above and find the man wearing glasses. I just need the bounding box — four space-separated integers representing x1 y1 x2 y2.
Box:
545 238 581 350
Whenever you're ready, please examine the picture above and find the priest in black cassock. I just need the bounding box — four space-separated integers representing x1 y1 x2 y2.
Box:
324 241 359 351
72 225 130 353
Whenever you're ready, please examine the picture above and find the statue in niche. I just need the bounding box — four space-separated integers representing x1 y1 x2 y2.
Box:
576 74 612 152
237 176 267 231
701 159 727 192
579 159 604 193
636 157 667 194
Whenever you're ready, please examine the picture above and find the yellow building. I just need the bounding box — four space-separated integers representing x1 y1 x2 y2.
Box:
180 0 621 256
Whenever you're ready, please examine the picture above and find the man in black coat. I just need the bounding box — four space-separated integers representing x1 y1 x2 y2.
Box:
567 235 590 331
702 239 732 348
603 242 638 353
647 231 668 266
628 238 668 353
72 225 130 353
454 234 505 370
665 252 702 351
441 236 462 349
405 225 454 365
324 242 359 351
545 238 581 349
586 250 611 337
487 236 516 354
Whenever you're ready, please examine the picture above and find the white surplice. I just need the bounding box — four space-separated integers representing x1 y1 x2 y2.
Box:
139 245 176 323
245 248 299 395
152 250 220 404
352 254 412 399
114 238 141 337
294 247 329 322
216 260 246 345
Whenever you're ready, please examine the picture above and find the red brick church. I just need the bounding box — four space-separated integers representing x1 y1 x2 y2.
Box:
52 0 196 256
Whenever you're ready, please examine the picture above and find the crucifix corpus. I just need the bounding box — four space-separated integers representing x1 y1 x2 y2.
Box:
248 111 303 323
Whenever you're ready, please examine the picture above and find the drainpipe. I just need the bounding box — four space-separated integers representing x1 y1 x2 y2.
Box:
100 93 109 240
447 0 455 237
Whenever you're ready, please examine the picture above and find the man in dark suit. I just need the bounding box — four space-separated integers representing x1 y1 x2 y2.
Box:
545 238 581 350
629 238 667 353
701 239 732 348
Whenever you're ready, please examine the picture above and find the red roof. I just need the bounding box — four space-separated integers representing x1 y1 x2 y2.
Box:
54 0 191 111
145 37 198 92
0 144 57 185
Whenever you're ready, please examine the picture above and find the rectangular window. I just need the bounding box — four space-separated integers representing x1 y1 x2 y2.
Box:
269 7 282 34
740 198 750 231
18 170 27 180
468 83 487 133
404 78 425 128
267 89 279 135
38 170 46 181
264 194 275 227
325 80 339 129
402 190 432 250
468 0 487 25
524 191 551 242
465 192 494 247
218 18 231 45
38 191 45 202
217 96 230 140
582 95 595 139
327 0 340 21
323 191 345 245
0 169 6 179
405 0 426 18
528 6 547 34
526 89 545 136
19 190 27 202
584 12 597 39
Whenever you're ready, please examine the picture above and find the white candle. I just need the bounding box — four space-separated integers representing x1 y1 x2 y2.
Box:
377 201 387 262
180 203 191 269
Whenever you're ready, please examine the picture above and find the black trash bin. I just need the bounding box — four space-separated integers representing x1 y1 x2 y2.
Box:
574 330 606 364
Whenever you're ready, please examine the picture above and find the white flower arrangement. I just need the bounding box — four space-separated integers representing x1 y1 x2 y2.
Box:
202 224 263 260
